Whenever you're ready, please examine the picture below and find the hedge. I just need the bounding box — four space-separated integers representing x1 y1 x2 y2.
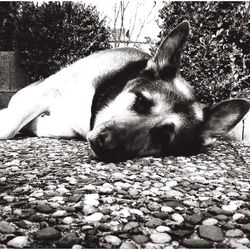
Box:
0 1 111 81
157 1 250 103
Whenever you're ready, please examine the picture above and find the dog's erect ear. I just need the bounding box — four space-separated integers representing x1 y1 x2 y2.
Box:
201 99 250 145
148 21 189 79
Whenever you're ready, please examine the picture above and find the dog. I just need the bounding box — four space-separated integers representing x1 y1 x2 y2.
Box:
0 21 249 161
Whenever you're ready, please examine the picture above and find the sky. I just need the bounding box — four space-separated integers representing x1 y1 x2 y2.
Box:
80 0 164 44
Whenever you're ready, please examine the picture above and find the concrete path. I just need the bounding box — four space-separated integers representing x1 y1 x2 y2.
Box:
0 137 249 248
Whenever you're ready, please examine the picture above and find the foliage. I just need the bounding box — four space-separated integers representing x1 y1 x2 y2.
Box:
158 1 250 103
0 1 111 81
0 2 20 51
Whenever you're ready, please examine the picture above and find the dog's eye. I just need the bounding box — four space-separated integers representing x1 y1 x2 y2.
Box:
133 92 154 114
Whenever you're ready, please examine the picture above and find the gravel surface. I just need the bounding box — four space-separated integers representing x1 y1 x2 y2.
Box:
0 136 250 249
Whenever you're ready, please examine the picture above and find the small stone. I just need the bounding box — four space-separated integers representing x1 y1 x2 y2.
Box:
170 229 193 238
19 208 36 218
183 200 199 207
227 191 240 197
184 214 203 225
237 238 250 245
7 236 29 248
165 190 184 198
182 238 212 248
52 210 67 217
150 232 172 244
68 194 83 203
120 241 137 249
10 166 20 171
62 217 74 224
216 243 229 248
153 212 168 220
56 186 69 194
0 222 16 234
57 232 81 248
29 213 46 222
145 218 163 228
164 200 182 208
72 245 83 249
133 235 149 244
3 195 15 203
198 225 224 242
66 176 78 185
222 204 238 213
147 202 161 211
16 220 32 229
112 208 130 218
35 227 60 240
130 209 144 217
222 222 235 230
172 213 184 224
232 213 245 221
225 229 244 238
112 172 126 180
129 188 139 197
208 206 223 215
161 206 174 213
215 214 228 221
35 204 54 214
144 242 161 249
156 226 171 233
237 209 250 217
82 205 98 215
104 235 121 246
229 242 248 249
165 180 178 188
202 218 218 226
241 223 250 233
84 194 100 206
85 212 103 222
123 222 139 232
99 183 114 194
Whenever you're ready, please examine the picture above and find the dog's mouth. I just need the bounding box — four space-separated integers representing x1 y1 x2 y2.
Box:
89 140 131 162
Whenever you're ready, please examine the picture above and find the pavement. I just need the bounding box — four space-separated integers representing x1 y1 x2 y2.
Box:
0 136 250 248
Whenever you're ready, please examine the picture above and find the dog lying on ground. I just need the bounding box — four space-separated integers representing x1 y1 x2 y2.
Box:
0 21 249 161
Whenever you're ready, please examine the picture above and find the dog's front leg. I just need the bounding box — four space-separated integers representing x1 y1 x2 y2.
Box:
0 86 54 139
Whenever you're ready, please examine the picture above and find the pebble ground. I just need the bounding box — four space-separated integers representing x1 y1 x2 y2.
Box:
0 136 250 249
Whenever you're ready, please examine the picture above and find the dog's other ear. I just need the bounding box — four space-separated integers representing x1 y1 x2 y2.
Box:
201 99 250 145
148 21 189 79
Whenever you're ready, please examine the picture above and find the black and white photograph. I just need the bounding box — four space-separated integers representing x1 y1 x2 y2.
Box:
0 0 250 248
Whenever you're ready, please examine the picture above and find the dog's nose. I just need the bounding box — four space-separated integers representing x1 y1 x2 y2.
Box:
96 131 113 149
88 128 127 160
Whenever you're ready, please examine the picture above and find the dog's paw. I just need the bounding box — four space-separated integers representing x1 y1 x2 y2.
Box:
0 109 16 140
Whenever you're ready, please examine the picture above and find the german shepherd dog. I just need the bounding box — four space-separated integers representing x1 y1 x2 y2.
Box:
0 21 249 161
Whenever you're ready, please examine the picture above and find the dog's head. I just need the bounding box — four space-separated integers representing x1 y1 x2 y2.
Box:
87 21 250 161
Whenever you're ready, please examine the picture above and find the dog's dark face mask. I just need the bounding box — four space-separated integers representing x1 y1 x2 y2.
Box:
87 21 250 161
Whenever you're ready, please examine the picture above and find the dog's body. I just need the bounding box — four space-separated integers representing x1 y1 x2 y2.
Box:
0 21 249 161
2 47 149 140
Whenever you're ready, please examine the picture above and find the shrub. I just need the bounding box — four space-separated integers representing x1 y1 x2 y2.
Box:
157 1 250 103
6 1 111 81
0 2 20 51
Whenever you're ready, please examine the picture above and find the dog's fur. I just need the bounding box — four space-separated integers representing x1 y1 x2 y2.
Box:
0 21 249 161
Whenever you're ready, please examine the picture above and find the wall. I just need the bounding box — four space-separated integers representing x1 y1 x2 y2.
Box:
0 52 27 108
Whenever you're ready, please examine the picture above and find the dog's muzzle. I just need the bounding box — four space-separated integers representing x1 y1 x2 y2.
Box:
87 127 127 161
